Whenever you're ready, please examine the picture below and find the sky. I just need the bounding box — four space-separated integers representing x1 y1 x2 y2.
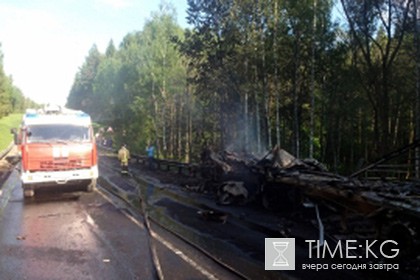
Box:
0 0 189 106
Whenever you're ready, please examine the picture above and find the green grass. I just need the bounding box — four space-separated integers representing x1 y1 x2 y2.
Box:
0 113 22 151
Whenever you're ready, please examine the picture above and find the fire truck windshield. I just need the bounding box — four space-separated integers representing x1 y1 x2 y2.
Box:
26 124 91 143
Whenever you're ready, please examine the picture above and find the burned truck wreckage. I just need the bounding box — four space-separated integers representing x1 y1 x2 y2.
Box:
199 145 420 268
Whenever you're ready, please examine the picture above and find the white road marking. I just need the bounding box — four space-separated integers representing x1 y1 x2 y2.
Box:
97 186 219 280
150 229 219 280
0 170 19 213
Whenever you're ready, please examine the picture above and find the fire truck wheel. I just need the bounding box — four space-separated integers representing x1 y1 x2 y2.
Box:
23 189 35 198
86 179 97 192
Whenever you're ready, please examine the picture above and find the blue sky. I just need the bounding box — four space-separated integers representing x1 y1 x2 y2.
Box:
0 0 189 106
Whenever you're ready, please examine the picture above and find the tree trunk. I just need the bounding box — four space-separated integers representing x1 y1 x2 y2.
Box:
415 0 420 177
244 58 249 152
273 0 281 148
293 35 301 158
258 0 270 150
309 0 317 158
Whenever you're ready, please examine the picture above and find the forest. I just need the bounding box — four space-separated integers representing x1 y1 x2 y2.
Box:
66 0 420 175
0 44 35 118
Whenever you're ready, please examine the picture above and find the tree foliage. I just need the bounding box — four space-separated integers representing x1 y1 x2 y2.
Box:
0 44 35 117
67 0 419 174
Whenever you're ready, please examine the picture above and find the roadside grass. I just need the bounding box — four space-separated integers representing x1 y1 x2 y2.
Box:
0 113 22 151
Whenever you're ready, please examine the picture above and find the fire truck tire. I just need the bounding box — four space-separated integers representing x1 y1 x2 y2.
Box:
23 188 35 198
86 179 97 192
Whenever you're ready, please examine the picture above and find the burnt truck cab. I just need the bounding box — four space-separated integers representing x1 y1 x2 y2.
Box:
17 107 98 197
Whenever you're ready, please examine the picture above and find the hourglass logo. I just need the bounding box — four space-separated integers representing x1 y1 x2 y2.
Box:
265 238 295 270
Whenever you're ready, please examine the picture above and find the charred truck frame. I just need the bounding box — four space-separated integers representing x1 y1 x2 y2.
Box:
200 146 420 268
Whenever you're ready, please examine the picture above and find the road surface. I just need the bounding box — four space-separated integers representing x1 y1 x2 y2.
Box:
0 168 240 280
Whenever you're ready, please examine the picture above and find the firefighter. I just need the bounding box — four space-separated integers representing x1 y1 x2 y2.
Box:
118 144 130 174
145 142 155 169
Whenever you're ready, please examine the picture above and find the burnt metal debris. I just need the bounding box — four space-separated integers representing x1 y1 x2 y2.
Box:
199 145 420 262
200 145 420 213
130 141 419 270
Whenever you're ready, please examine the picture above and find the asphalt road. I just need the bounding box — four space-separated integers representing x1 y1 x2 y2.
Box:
0 168 240 280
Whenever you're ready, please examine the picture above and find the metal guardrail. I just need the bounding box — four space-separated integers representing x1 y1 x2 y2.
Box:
132 154 200 177
364 163 411 180
0 142 14 161
98 144 200 178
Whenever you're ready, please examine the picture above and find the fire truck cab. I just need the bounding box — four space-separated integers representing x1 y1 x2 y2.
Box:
15 106 98 198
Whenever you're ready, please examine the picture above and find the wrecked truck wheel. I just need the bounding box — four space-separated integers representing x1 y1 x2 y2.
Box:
218 193 234 205
262 192 278 210
261 185 283 210
261 193 270 210
261 184 300 211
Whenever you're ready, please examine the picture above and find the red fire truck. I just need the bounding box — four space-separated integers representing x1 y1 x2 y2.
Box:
14 106 98 197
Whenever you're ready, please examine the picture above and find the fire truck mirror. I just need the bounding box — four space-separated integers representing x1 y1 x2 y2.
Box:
10 128 20 145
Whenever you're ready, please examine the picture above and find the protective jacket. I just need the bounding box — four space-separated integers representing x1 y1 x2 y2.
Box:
118 146 130 166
